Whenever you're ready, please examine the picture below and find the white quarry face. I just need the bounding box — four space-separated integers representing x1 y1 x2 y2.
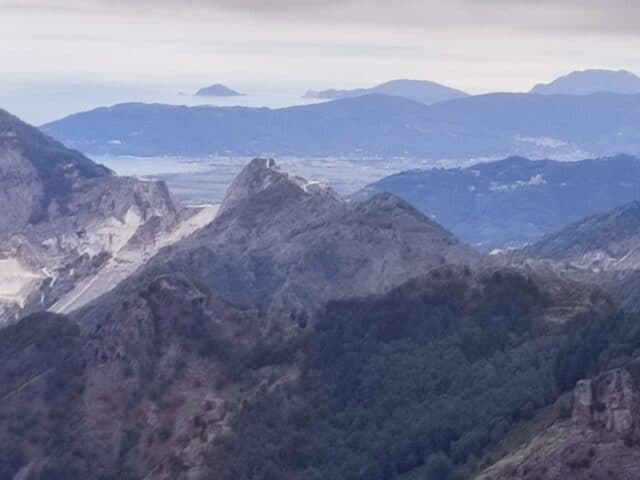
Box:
0 110 223 325
0 258 42 309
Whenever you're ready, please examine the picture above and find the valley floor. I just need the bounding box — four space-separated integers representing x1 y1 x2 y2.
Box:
94 155 488 203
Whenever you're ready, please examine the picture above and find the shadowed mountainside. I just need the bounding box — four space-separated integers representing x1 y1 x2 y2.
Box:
358 155 640 249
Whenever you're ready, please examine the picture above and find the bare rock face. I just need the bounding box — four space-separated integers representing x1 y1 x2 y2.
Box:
0 109 219 324
478 362 640 480
573 369 639 435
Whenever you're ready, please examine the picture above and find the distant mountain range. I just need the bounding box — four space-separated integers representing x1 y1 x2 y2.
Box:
305 71 640 103
531 69 640 95
304 79 469 105
357 155 640 249
195 83 242 97
41 91 640 159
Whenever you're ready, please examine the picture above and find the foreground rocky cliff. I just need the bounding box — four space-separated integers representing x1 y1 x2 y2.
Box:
0 265 615 480
479 361 640 480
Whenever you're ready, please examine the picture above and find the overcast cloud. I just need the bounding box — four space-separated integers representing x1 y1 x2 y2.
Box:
4 0 640 33
1 0 639 93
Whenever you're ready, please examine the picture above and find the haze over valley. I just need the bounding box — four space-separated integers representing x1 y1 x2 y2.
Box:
34 74 640 205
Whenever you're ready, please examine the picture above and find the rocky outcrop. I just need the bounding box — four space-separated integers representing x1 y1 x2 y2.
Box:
573 367 639 435
478 362 640 480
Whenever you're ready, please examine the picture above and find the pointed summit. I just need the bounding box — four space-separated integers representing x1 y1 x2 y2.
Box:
220 158 337 214
133 158 477 311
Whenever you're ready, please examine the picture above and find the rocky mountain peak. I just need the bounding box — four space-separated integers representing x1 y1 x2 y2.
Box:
220 157 338 214
114 158 479 314
222 158 279 202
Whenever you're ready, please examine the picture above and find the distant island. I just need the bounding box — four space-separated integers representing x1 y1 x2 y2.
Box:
530 69 640 95
195 83 243 97
303 79 468 105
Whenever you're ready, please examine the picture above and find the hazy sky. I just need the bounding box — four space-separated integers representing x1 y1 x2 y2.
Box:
2 0 640 94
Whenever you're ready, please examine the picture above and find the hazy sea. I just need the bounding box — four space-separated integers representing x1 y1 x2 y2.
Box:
0 82 324 125
2 81 478 203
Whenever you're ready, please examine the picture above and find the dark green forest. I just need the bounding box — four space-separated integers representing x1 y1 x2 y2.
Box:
3 269 640 480
206 268 640 480
0 313 85 480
